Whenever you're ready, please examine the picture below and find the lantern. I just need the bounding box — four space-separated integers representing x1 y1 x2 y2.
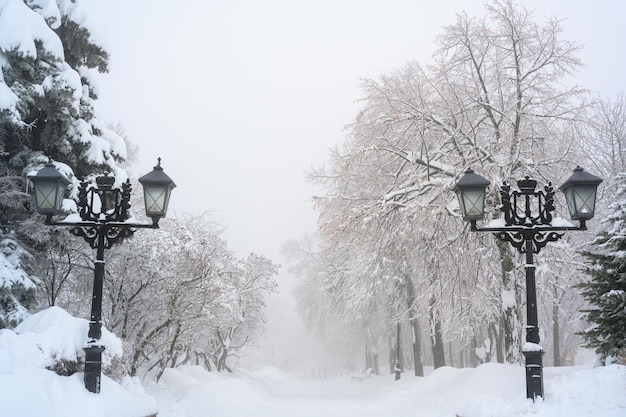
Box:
138 158 176 224
453 168 490 221
558 166 603 221
28 161 70 216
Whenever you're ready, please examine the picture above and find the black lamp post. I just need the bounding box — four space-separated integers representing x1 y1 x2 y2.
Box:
453 166 602 400
29 158 175 393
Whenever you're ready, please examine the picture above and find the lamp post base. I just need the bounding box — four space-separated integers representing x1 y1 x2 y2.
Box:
522 345 544 400
84 344 106 393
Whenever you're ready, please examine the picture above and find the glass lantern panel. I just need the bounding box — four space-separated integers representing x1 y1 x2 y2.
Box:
564 188 575 217
143 185 170 216
572 186 596 217
461 189 485 219
34 181 62 213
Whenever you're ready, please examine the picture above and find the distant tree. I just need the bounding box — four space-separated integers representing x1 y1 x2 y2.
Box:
584 92 626 184
102 213 279 379
578 173 626 365
207 252 279 372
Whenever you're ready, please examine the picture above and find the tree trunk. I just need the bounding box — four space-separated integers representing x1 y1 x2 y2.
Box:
166 322 182 369
492 321 504 363
130 318 173 376
372 349 380 375
365 342 380 375
395 321 402 380
389 334 396 375
553 300 561 366
471 335 479 366
429 294 446 369
496 240 522 364
215 329 230 372
410 317 424 376
404 275 424 376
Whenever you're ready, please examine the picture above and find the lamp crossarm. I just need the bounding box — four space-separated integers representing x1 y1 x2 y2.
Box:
44 219 159 229
469 221 587 253
43 217 158 249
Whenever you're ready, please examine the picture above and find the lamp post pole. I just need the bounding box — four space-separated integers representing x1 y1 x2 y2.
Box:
29 159 175 393
453 167 602 400
84 230 107 393
523 238 543 398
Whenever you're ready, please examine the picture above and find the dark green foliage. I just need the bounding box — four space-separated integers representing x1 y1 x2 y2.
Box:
0 2 124 328
54 17 109 86
579 175 626 363
0 231 39 328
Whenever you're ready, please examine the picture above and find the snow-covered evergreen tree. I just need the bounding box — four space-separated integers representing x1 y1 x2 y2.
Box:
0 230 39 327
0 0 126 328
579 173 626 364
1 0 125 178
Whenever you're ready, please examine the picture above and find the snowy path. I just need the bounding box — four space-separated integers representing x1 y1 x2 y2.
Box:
146 364 626 417
152 369 441 417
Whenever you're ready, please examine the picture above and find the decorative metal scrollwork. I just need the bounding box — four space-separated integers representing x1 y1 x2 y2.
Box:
77 175 133 223
494 229 564 254
480 175 579 254
70 225 135 249
500 176 556 227
64 173 141 249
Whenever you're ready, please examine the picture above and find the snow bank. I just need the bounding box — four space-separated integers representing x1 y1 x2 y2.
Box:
0 307 156 417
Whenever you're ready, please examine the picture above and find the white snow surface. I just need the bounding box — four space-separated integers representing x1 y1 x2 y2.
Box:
0 0 64 59
0 307 624 417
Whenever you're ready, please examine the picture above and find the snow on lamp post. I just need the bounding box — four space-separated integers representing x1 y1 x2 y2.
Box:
29 158 176 394
453 166 602 401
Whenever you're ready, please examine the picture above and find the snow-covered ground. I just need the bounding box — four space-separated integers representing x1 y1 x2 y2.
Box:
1 308 624 417
148 364 626 417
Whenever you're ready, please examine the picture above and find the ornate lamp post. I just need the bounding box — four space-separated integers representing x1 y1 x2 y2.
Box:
29 158 175 393
453 166 602 400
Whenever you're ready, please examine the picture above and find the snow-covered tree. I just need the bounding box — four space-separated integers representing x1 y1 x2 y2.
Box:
584 92 626 185
0 230 39 327
1 0 125 178
303 0 588 369
578 173 626 365
0 0 126 328
207 252 279 372
102 213 279 379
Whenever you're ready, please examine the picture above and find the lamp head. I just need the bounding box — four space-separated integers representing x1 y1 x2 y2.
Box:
558 166 602 221
453 168 490 221
28 161 71 216
138 158 176 225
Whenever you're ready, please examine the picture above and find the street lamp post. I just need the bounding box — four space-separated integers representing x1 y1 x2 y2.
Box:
29 158 176 393
453 166 602 400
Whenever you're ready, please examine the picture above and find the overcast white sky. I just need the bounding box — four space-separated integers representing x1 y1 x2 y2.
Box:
86 0 626 271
